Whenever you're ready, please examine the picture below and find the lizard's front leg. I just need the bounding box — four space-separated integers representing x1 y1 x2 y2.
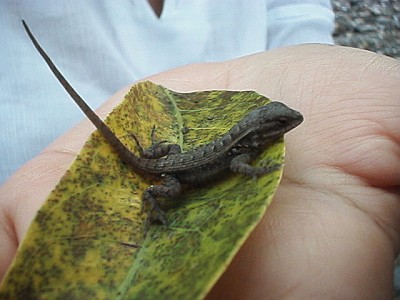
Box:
142 174 182 224
230 153 281 179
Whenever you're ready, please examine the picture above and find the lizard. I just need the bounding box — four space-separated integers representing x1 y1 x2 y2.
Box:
22 20 303 225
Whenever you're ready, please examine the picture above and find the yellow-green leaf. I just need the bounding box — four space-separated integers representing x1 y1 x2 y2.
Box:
0 81 285 299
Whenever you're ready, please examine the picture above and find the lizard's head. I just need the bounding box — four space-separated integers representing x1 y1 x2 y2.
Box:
248 101 303 140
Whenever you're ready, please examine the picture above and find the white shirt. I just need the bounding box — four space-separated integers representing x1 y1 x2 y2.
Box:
0 0 334 183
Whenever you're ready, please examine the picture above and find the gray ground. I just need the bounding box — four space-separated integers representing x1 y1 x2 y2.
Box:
331 0 399 298
332 0 400 58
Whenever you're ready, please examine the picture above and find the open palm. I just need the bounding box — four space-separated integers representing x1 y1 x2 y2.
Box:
1 45 399 299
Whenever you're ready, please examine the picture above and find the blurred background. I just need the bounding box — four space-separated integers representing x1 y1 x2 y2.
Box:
332 0 399 59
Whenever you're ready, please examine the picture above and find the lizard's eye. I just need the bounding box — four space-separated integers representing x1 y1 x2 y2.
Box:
277 117 288 125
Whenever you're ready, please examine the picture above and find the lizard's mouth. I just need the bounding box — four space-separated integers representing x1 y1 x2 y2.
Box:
285 111 304 131
260 112 304 139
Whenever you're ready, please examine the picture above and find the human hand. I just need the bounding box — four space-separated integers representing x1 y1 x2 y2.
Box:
1 45 399 299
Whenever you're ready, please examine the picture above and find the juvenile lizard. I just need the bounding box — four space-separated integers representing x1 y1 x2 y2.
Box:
22 20 303 224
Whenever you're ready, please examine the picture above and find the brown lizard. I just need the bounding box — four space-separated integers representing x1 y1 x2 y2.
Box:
22 20 303 224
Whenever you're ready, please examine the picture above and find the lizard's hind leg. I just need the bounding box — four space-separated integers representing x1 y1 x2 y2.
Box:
142 175 182 225
131 126 181 159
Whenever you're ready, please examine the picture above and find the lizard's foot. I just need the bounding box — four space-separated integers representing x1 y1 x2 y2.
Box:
252 162 282 179
141 141 181 159
132 126 182 159
231 154 282 179
142 188 168 225
131 135 181 159
141 175 182 225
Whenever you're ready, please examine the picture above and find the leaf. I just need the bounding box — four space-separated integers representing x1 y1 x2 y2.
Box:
0 81 285 299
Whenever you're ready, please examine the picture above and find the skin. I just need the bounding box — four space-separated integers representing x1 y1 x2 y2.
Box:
0 45 399 299
147 0 164 17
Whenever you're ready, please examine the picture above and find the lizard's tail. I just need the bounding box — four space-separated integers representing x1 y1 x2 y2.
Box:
22 20 145 175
